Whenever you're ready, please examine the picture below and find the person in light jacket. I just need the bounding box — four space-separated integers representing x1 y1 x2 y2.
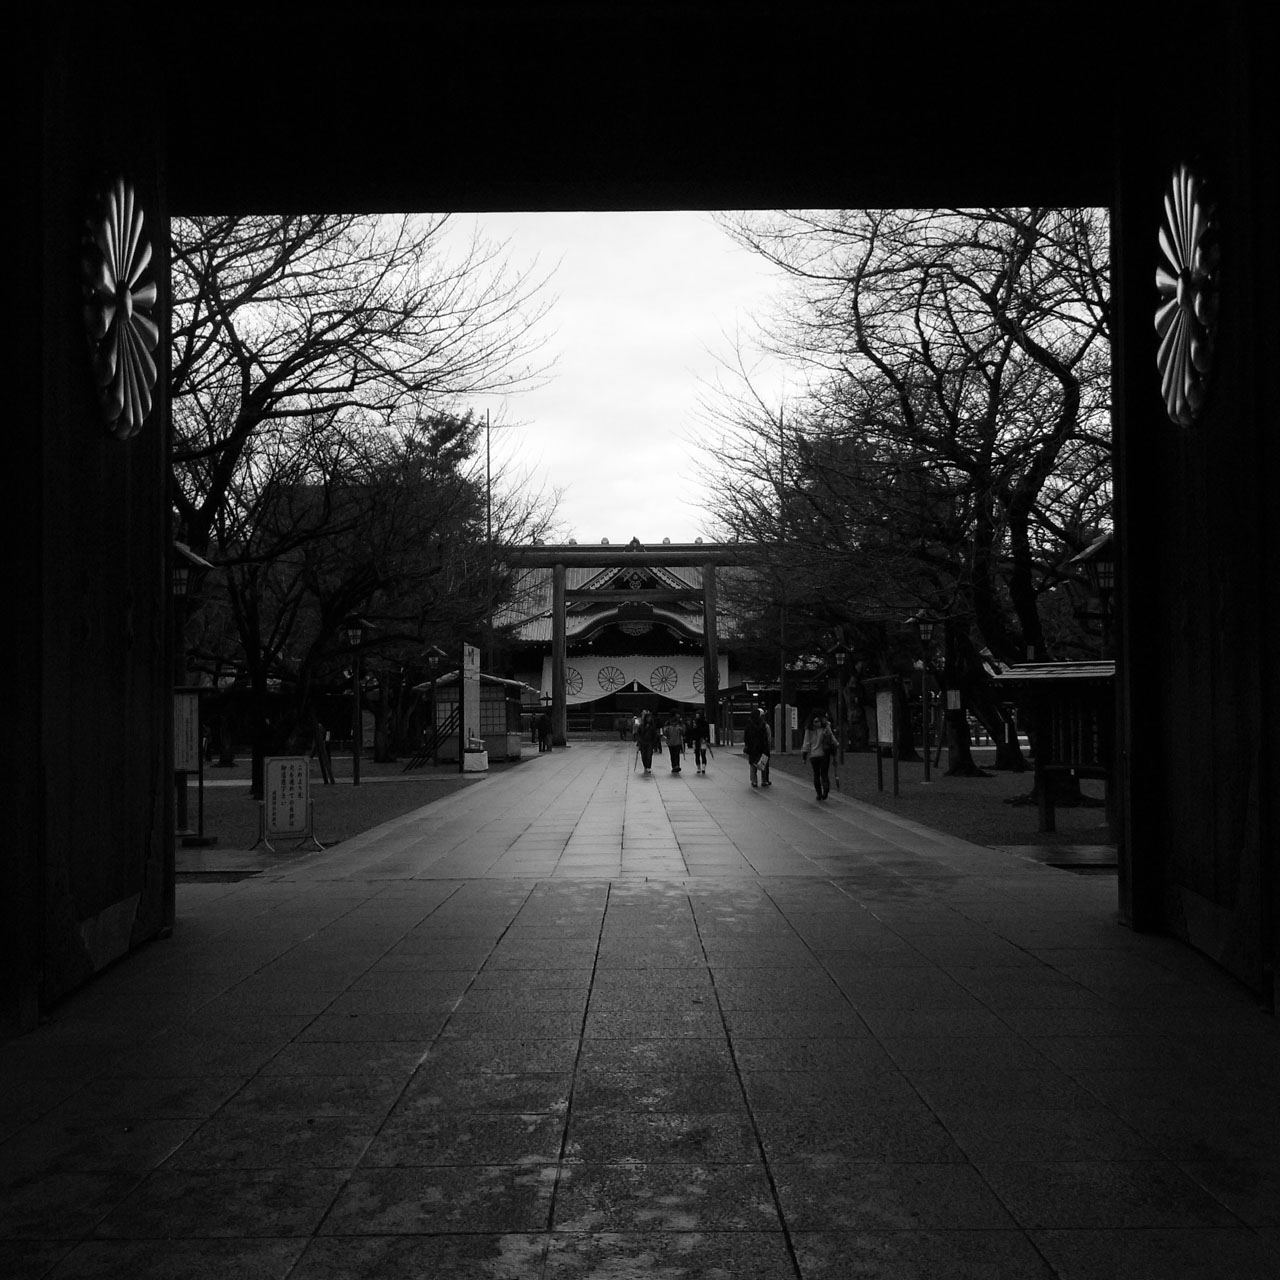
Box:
743 706 772 788
664 712 685 773
801 712 837 800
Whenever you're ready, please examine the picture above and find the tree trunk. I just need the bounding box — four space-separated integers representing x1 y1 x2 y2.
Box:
948 626 1029 772
215 718 237 768
943 707 991 777
937 622 989 778
1006 770 1092 808
250 668 269 799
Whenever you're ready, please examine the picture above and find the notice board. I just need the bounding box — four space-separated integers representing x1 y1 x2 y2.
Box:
875 689 895 745
264 756 309 837
173 691 201 773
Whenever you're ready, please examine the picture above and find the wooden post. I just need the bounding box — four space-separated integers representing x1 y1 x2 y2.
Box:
702 562 719 738
552 562 567 746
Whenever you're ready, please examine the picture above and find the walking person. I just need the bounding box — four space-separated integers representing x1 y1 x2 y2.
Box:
743 706 772 788
801 712 837 800
664 711 685 773
689 710 711 774
636 711 660 774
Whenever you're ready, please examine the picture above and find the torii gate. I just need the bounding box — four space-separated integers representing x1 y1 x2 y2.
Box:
507 540 755 746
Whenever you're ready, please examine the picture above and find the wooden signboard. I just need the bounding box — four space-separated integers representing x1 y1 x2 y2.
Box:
173 691 201 773
872 684 900 796
874 690 895 747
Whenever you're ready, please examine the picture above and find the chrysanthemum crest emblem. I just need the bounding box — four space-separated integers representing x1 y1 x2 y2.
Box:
82 178 159 440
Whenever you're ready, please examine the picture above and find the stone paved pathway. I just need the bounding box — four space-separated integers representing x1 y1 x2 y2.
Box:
2 742 1277 1278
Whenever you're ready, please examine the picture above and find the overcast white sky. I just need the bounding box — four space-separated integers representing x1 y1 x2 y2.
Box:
456 211 795 546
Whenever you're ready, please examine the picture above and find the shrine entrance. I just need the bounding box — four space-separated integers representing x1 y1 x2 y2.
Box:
505 540 755 746
19 4 1275 1032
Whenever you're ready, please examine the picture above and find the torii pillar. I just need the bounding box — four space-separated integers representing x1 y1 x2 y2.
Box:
552 562 567 746
702 561 720 738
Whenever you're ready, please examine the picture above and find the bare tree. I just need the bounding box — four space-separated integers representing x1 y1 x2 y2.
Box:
171 212 554 556
704 208 1112 772
170 213 557 789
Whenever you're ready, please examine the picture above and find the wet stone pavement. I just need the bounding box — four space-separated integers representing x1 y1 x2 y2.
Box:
2 742 1278 1278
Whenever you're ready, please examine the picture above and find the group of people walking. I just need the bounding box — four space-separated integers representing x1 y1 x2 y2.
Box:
634 710 711 775
632 705 839 801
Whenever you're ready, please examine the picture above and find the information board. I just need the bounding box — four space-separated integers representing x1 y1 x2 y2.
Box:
173 691 201 773
264 757 310 837
875 690 895 745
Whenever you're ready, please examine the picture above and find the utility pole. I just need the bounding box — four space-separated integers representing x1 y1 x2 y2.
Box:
485 408 492 675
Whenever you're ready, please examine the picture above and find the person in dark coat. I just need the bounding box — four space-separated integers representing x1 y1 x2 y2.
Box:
743 706 772 787
688 711 711 774
664 711 685 773
537 711 552 752
636 711 661 774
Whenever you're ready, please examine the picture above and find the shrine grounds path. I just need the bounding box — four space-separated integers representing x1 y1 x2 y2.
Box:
2 741 1276 1279
178 735 1116 874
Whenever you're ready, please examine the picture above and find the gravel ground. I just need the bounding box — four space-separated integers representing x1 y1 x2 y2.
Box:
759 742 1113 851
178 755 523 856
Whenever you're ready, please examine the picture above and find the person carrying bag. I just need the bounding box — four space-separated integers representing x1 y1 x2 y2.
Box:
743 707 772 788
801 713 837 800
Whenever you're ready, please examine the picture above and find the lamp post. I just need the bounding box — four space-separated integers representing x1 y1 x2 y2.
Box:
912 613 936 783
425 645 446 765
344 617 366 786
1068 533 1116 658
832 641 850 765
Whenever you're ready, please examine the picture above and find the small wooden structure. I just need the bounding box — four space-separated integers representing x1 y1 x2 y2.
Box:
993 661 1115 833
423 673 538 763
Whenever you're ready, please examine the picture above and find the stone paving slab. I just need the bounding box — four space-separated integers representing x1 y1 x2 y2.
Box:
2 741 1277 1278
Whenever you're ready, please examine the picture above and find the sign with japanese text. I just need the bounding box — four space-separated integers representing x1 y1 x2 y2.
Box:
173 691 201 773
875 690 895 746
462 643 482 748
264 757 309 837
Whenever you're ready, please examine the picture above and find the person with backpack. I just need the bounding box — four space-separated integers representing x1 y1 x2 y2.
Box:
801 712 837 800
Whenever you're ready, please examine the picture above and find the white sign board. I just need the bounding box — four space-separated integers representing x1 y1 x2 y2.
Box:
875 690 895 746
264 757 310 837
174 691 201 773
462 643 482 747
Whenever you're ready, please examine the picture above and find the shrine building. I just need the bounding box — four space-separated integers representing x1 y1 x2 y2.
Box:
499 538 749 743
